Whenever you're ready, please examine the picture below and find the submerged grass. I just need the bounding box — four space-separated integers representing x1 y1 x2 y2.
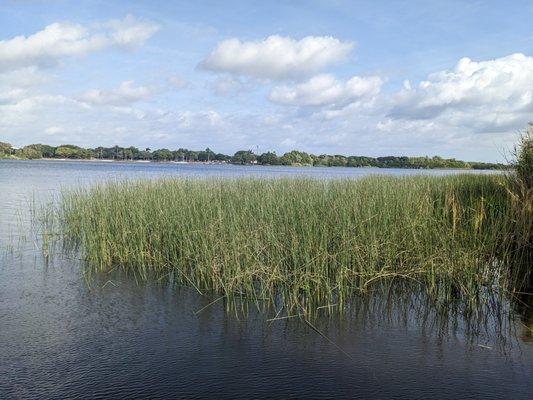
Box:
43 173 531 313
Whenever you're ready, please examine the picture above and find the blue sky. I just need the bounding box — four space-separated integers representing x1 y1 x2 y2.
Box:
1 0 532 161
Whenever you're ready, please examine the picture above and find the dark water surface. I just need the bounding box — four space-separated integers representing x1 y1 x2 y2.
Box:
1 160 531 399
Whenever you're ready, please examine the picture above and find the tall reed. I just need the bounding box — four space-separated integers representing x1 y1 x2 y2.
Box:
45 174 525 312
506 127 533 292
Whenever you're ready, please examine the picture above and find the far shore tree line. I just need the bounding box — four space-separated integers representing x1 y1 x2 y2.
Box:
0 141 506 170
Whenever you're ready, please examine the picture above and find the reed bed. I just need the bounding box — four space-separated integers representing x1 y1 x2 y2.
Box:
42 173 531 313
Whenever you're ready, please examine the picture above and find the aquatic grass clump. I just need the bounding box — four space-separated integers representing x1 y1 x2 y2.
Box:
49 174 524 312
507 127 533 292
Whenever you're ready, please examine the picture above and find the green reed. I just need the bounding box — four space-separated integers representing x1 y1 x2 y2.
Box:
45 174 528 312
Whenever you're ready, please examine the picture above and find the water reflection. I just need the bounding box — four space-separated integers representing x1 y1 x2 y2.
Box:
2 243 532 399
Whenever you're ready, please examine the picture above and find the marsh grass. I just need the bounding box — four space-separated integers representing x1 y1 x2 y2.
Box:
41 173 531 314
499 127 533 301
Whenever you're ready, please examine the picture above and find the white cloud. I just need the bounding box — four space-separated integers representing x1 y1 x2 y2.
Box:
389 53 533 131
200 35 354 80
2 39 529 163
0 15 159 72
104 14 159 47
0 94 83 130
80 81 156 105
175 110 225 128
0 88 28 105
0 67 51 108
269 74 383 107
108 105 147 119
0 67 49 88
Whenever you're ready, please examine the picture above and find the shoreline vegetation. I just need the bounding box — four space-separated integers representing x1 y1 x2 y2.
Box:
39 130 531 315
1 141 506 170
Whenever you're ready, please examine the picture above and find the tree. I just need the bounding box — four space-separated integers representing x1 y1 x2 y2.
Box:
152 148 173 161
232 150 256 165
20 144 55 158
112 145 124 160
17 146 42 159
0 140 507 170
94 147 105 159
202 148 215 162
138 150 152 160
198 148 215 162
40 144 56 158
215 153 230 162
280 150 313 166
313 155 329 166
173 149 187 161
123 148 133 160
257 151 280 165
328 155 347 167
55 145 91 159
127 146 140 160
0 142 13 155
187 151 199 162
347 156 375 167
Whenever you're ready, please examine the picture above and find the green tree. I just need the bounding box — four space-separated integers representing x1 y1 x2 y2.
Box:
173 149 187 161
198 148 215 162
0 142 13 156
280 150 313 166
138 150 152 160
17 146 42 159
187 151 199 162
215 153 230 162
55 145 91 159
257 151 280 165
152 148 173 161
40 144 56 158
232 150 256 165
328 155 347 167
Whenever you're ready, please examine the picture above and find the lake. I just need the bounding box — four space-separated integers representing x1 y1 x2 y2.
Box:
0 159 531 399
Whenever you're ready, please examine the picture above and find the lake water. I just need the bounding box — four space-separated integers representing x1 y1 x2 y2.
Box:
1 159 531 399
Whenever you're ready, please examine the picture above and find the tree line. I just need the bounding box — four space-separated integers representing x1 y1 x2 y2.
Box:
0 141 506 170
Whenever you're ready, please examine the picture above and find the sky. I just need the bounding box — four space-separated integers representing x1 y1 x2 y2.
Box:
0 1 532 162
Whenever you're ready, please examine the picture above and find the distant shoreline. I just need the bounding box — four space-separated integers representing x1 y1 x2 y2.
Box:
1 142 508 169
0 156 510 171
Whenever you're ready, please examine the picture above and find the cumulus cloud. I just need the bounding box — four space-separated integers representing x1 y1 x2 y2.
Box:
80 81 156 105
2 38 530 163
200 35 354 80
269 74 383 107
389 53 533 131
0 15 159 72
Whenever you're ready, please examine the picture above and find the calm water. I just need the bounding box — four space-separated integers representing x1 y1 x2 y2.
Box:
0 159 531 399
